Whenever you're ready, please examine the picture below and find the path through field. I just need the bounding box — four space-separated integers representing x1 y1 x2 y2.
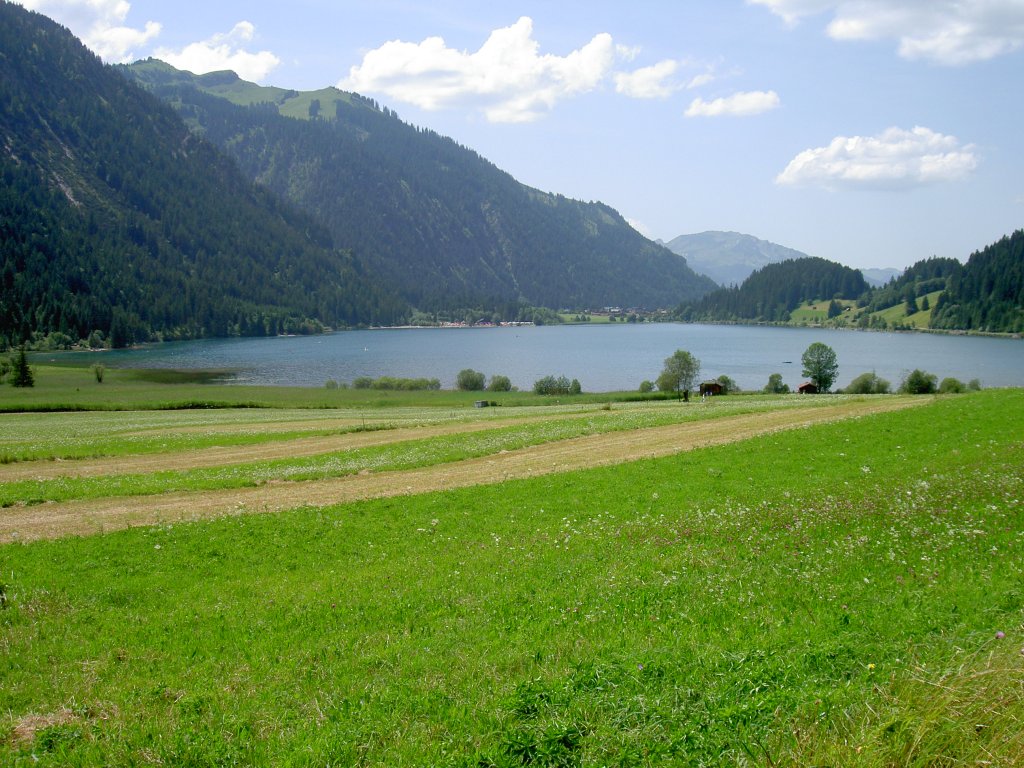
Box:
0 398 923 542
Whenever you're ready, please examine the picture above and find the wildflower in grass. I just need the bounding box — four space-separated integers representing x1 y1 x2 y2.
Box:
995 631 1005 639
867 663 875 671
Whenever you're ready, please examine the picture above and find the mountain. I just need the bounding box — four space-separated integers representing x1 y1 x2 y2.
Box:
860 267 902 287
931 230 1024 333
677 257 870 322
0 2 406 349
122 60 716 312
662 231 811 287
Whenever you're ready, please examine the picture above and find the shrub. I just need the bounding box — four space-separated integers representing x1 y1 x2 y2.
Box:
899 369 938 394
844 371 890 394
456 368 486 391
325 379 338 389
487 374 512 392
533 375 575 395
91 363 105 384
938 377 967 394
355 376 441 391
639 380 654 393
86 330 106 350
763 373 789 394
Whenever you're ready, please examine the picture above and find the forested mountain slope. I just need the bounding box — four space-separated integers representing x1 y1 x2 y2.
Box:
931 230 1024 333
123 61 716 312
677 257 869 322
862 257 961 314
0 2 406 349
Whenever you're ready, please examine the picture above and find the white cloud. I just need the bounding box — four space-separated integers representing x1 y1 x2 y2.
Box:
747 0 837 25
614 60 681 99
685 90 780 117
342 16 640 123
749 0 1024 64
684 72 716 89
20 0 160 62
341 17 614 122
153 22 281 83
776 126 978 188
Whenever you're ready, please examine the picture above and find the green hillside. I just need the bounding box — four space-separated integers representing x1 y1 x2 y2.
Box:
931 230 1024 333
125 61 361 121
677 257 869 323
0 2 406 350
122 60 717 313
675 236 1023 335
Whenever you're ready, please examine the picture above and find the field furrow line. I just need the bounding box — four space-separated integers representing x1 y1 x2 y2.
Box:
0 397 926 542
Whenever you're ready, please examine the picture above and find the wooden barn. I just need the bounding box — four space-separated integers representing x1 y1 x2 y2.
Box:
798 382 819 394
699 381 724 396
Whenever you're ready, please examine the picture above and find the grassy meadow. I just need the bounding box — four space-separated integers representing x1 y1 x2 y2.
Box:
1 380 1022 766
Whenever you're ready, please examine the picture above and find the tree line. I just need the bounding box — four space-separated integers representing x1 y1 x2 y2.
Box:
672 231 1023 335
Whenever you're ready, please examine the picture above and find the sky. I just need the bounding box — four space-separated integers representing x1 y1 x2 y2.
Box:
17 0 1024 271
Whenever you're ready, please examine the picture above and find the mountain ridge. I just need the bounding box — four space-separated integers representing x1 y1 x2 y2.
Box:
122 59 717 312
0 1 406 349
661 231 811 287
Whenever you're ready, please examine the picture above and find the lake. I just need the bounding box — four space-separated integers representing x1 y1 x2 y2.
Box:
64 323 1024 392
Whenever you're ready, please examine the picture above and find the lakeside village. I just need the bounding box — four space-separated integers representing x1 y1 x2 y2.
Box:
422 307 665 328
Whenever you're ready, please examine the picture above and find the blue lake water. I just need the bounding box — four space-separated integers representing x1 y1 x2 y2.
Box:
63 323 1024 392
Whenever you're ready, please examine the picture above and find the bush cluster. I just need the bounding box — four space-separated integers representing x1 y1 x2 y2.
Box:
533 375 581 396
352 376 441 391
456 369 513 392
844 372 891 394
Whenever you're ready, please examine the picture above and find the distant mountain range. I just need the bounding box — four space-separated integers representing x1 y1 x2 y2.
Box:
661 231 810 287
860 268 902 287
662 231 903 289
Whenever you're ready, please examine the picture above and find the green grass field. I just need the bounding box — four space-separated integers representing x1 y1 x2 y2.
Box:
789 299 857 324
1 384 1021 766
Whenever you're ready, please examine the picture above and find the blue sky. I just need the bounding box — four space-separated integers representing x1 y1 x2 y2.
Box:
20 0 1024 270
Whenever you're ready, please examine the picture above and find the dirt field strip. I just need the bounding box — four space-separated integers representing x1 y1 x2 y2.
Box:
0 398 925 542
0 410 610 481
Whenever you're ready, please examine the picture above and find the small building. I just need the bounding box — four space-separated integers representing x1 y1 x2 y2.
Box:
798 381 819 394
474 400 490 408
699 381 723 396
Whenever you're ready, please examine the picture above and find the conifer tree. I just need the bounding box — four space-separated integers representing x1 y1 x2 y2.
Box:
11 347 33 387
